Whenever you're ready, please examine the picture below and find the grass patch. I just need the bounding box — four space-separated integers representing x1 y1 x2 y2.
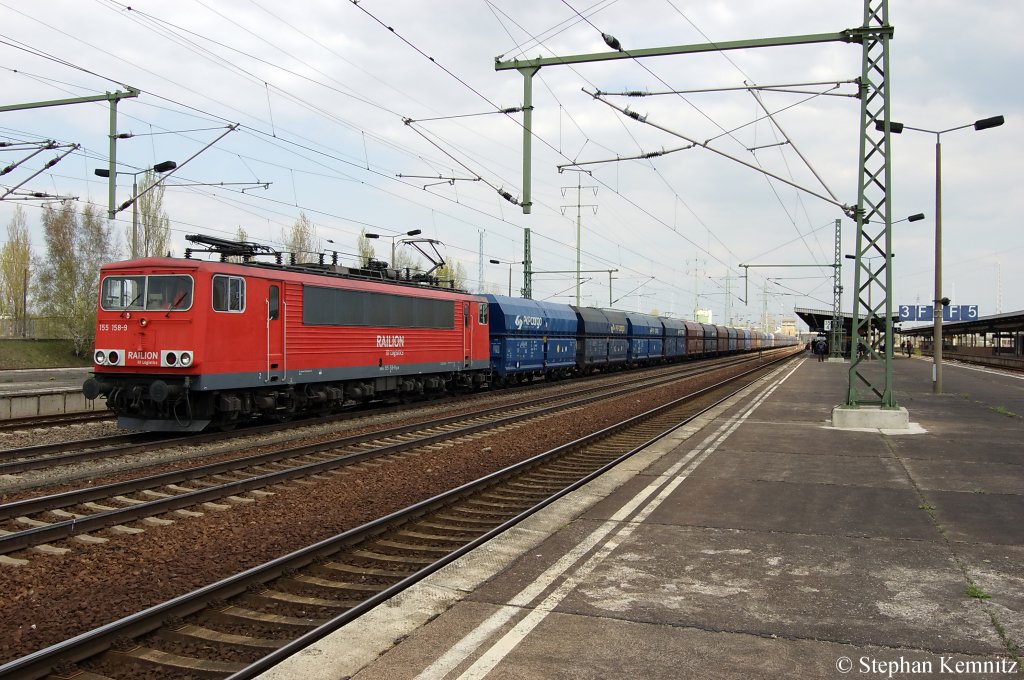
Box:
966 583 992 600
990 405 1018 418
0 339 93 370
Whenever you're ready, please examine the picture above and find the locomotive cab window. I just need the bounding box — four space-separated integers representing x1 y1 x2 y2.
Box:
149 275 193 311
99 274 192 311
100 276 146 310
213 275 245 313
478 302 488 325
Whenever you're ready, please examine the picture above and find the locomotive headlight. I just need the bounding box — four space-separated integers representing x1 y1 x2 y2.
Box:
95 349 124 366
139 317 149 328
160 349 193 368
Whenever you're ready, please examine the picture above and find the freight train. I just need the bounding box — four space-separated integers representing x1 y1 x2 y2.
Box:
82 234 796 432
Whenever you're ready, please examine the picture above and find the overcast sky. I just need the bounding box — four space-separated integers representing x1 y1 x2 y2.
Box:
1 0 1020 329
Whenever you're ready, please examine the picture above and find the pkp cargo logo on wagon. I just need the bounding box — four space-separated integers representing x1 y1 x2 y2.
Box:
514 315 544 330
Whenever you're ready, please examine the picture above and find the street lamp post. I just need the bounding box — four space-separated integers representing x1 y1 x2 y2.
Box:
365 229 422 268
95 160 177 258
488 259 524 296
882 115 1004 394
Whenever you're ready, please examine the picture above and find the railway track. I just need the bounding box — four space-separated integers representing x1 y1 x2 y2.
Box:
0 352 772 479
0 357 732 477
0 353 767 559
0 410 112 434
0 350 798 680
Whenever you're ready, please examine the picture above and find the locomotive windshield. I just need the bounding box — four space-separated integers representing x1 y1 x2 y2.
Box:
100 275 193 311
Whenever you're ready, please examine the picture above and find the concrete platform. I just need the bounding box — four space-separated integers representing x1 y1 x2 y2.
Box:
0 367 99 419
258 355 1024 679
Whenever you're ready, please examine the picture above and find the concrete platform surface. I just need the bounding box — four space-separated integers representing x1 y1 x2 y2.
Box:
258 355 1023 680
0 366 93 395
0 367 98 419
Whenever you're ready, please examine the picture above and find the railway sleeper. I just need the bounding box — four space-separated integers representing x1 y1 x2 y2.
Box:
349 548 435 565
206 604 327 631
282 574 388 593
320 561 410 579
105 646 246 677
158 624 284 650
248 588 349 609
374 539 454 554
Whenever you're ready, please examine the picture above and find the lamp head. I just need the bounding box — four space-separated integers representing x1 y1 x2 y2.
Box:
874 120 904 134
974 115 1004 131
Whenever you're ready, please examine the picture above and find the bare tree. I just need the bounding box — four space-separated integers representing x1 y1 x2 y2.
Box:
282 212 321 263
392 243 422 275
357 229 375 266
226 226 249 263
0 206 32 330
72 204 120 352
434 259 467 290
34 202 120 355
134 169 172 257
33 202 79 340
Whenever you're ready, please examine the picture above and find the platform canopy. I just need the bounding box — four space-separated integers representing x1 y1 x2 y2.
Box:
794 307 897 336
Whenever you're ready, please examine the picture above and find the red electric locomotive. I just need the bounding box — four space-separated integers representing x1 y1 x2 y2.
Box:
83 235 491 431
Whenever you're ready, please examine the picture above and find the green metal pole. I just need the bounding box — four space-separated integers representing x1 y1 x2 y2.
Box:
523 227 532 298
575 177 582 306
518 67 538 215
933 136 943 394
108 98 118 220
846 0 894 408
832 219 843 358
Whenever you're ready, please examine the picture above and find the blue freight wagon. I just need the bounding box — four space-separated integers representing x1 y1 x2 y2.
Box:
661 317 688 360
572 306 628 371
726 327 738 353
625 312 663 365
699 323 718 355
485 295 578 384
